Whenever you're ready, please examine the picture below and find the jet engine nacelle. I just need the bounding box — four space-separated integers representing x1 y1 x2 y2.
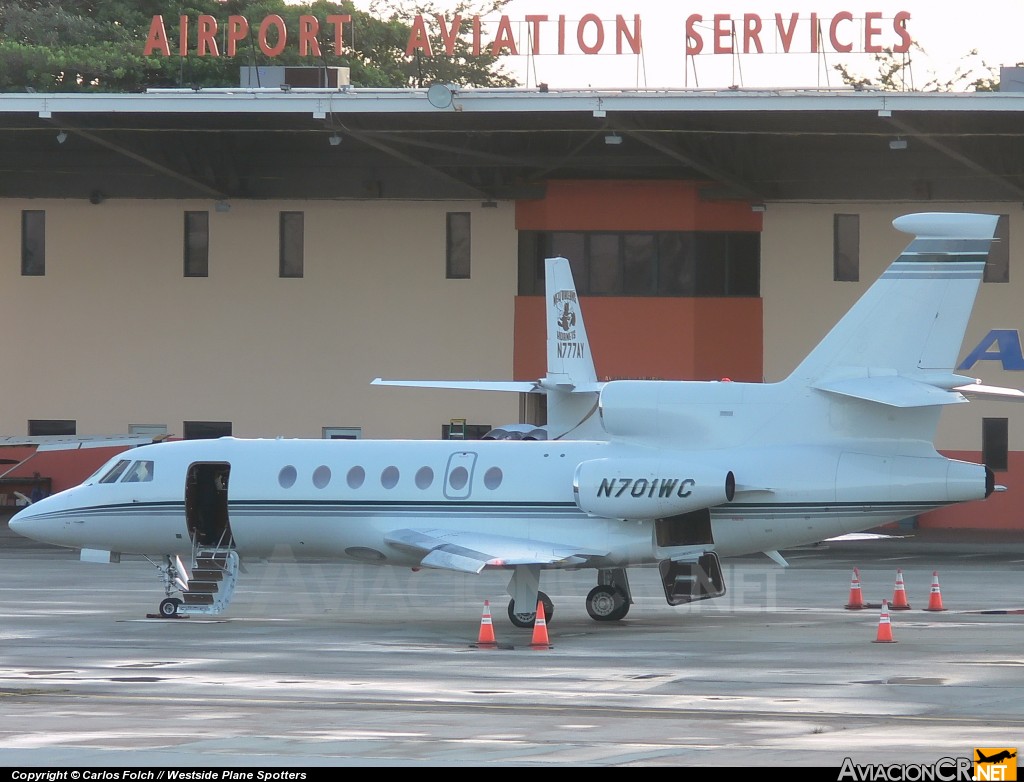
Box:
573 458 735 520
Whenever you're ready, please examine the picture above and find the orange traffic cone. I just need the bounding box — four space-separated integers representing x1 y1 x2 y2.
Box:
845 567 866 609
530 599 552 649
890 569 912 610
476 600 498 647
873 599 897 643
923 571 947 612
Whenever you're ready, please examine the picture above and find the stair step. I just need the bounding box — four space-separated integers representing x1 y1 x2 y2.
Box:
183 593 215 605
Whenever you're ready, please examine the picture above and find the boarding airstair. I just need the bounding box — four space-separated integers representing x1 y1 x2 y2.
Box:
158 529 239 617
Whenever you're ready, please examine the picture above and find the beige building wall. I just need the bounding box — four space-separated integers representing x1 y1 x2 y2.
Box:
761 202 1024 452
4 197 1022 454
0 199 522 440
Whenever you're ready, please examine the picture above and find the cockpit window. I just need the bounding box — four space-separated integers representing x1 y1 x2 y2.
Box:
99 459 131 484
121 460 154 483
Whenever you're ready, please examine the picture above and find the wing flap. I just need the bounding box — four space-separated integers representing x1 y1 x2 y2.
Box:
385 528 608 573
814 375 967 408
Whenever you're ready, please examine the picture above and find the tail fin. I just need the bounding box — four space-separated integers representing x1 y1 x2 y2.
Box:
541 257 602 437
545 257 598 388
371 257 603 438
788 213 999 402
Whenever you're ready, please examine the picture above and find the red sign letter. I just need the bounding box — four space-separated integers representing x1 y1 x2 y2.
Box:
577 13 603 54
197 15 219 57
143 15 170 56
743 14 763 53
326 15 351 56
405 14 433 56
491 15 518 56
226 16 249 57
685 14 704 55
829 11 853 53
713 14 732 54
892 11 912 53
259 15 287 57
616 15 641 55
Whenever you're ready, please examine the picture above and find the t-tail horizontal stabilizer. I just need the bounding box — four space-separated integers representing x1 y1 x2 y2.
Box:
791 213 1003 414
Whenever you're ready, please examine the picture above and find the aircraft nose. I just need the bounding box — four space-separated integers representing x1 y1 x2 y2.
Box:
8 505 34 538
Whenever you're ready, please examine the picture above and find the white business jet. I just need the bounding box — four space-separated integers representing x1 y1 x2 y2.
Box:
10 213 1019 626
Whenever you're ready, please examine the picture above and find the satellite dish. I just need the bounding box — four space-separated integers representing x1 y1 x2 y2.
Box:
427 83 453 109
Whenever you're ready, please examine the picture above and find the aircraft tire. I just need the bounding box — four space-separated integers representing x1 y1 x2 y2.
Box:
586 585 629 622
507 591 554 628
159 597 182 618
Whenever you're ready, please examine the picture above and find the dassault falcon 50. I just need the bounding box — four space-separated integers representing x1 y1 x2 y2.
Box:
10 212 1019 626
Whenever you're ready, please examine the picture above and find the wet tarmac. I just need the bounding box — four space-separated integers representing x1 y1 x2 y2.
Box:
1 520 1023 767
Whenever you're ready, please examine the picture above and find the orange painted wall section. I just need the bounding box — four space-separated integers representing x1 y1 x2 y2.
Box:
515 181 764 232
514 296 763 382
917 451 1022 531
0 444 142 505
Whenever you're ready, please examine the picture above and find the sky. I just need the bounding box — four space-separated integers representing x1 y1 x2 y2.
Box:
370 1 1024 90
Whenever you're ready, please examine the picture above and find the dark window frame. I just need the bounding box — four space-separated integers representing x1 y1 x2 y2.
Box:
833 213 860 282
184 211 210 277
28 419 75 436
21 210 45 276
183 421 233 440
984 214 1010 283
446 212 471 279
517 229 760 297
279 212 304 278
982 417 1009 472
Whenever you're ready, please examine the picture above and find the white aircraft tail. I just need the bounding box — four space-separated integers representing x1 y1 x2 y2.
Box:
787 212 1000 407
372 257 602 438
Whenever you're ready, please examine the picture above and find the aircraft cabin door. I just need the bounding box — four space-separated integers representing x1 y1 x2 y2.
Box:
185 462 233 548
444 451 477 500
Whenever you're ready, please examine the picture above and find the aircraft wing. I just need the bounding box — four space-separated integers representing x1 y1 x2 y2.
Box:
371 378 605 394
384 528 609 574
371 378 543 393
952 382 1024 402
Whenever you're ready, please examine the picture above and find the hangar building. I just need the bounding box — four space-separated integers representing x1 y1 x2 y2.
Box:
1 81 1023 528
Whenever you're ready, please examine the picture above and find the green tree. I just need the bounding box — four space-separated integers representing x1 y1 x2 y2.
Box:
834 45 1022 92
0 0 518 91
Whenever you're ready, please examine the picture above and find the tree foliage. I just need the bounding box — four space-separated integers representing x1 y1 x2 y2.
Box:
833 45 1022 92
0 0 519 91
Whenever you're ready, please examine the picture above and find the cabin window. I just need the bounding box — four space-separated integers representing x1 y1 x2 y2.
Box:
184 211 209 277
21 210 45 276
346 466 365 489
313 465 331 489
122 460 154 483
415 466 434 489
833 213 860 282
278 465 297 488
483 466 503 490
381 465 400 489
99 459 132 484
446 212 471 279
448 465 469 491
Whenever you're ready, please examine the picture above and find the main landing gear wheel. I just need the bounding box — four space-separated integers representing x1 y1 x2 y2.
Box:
586 585 630 621
507 591 554 628
159 597 182 618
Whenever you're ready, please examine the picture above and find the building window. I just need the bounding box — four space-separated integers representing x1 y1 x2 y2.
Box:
446 212 471 279
985 214 1010 283
280 211 304 278
29 419 75 436
184 211 209 277
183 421 232 440
517 230 760 297
129 424 168 439
323 426 362 439
833 213 860 282
441 422 491 439
982 417 1009 472
21 210 45 276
